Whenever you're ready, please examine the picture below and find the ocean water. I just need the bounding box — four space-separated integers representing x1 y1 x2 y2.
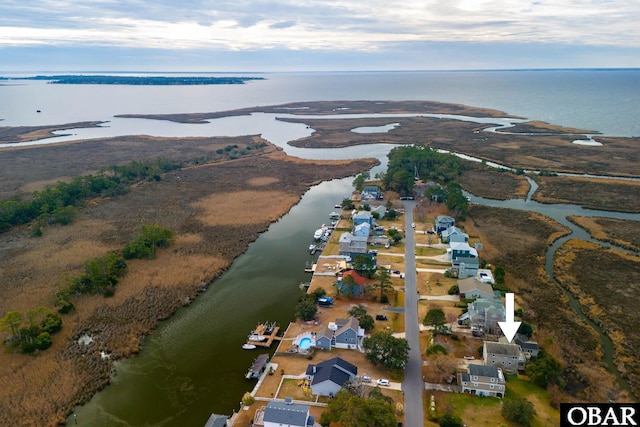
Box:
0 69 639 138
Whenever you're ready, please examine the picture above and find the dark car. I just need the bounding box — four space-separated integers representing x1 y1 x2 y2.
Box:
375 314 388 321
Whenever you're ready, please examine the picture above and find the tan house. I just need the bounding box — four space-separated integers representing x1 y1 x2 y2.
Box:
483 341 526 373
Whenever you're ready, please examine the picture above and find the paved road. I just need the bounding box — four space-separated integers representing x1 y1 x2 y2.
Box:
401 201 425 427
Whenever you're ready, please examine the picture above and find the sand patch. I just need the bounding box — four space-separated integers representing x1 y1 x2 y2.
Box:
193 190 299 226
247 176 280 186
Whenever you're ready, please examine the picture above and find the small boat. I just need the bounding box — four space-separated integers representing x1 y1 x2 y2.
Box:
36 109 41 113
334 204 341 209
242 344 257 350
309 244 316 251
248 334 266 342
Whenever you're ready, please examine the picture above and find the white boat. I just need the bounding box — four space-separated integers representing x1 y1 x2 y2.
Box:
309 244 316 251
313 227 324 240
242 344 257 350
248 334 266 342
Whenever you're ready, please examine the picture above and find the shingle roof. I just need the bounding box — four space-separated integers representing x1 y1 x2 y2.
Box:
485 341 521 356
458 277 493 295
203 413 228 427
307 357 357 387
469 364 499 378
264 401 309 426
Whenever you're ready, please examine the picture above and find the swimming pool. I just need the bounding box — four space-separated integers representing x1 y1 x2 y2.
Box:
299 337 312 350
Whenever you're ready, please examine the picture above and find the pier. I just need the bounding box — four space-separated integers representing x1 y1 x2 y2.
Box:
245 322 282 348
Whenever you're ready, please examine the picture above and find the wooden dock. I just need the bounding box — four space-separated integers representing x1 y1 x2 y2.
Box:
246 322 282 348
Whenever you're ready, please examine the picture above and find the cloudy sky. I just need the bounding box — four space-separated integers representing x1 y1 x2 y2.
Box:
0 0 638 71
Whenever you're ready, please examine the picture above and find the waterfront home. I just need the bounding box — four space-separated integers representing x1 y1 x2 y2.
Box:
335 270 367 297
466 298 505 336
483 341 526 373
353 210 374 227
354 222 371 237
514 334 540 358
338 232 368 254
460 364 505 398
434 215 455 234
306 357 358 397
361 185 382 200
457 277 495 300
253 400 316 427
441 226 468 244
315 316 364 351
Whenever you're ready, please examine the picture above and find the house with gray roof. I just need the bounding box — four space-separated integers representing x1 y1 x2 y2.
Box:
467 298 505 335
361 185 382 200
441 226 468 244
483 341 526 373
449 241 479 278
435 215 455 234
354 222 371 237
338 232 368 255
457 277 495 300
370 205 387 218
203 413 228 427
353 210 373 227
306 357 358 397
460 364 505 398
314 317 364 351
253 400 316 427
514 334 540 358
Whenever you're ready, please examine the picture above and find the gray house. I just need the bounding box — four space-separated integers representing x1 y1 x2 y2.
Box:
514 334 540 358
467 298 505 336
441 226 468 244
457 277 494 300
449 241 479 278
460 364 505 398
253 400 315 427
361 185 382 200
314 317 364 351
370 205 387 218
306 357 358 397
483 341 526 373
338 232 368 254
435 215 455 234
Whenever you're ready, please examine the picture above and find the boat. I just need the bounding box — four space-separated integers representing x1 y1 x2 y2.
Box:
248 334 267 342
242 344 256 350
309 244 316 251
313 227 325 240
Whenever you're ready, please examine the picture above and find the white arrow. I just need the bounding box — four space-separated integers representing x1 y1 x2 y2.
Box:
498 293 521 343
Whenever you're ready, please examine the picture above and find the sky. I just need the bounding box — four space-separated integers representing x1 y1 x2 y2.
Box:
0 0 639 72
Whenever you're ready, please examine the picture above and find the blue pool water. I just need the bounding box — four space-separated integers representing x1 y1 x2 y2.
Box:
299 337 312 350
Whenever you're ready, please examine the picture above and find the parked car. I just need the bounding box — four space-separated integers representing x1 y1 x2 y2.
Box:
463 355 475 360
376 379 390 386
375 314 388 321
361 375 372 383
411 222 416 228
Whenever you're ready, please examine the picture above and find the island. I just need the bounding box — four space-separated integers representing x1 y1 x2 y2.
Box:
0 75 264 85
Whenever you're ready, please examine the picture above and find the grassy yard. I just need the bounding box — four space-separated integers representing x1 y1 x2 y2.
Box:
426 376 559 427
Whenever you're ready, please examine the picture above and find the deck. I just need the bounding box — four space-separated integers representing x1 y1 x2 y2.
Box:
246 323 282 348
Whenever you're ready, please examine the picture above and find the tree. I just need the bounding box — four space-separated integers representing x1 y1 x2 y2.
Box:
0 311 23 342
352 171 370 191
295 298 317 321
387 228 403 244
363 331 410 370
353 254 377 278
359 314 375 332
518 321 534 338
502 397 536 426
320 389 397 427
348 304 368 319
373 267 394 301
525 350 562 388
423 308 447 334
348 305 375 331
440 412 464 427
494 265 506 285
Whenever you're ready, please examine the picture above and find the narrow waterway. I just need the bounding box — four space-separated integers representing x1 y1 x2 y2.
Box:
69 177 359 426
467 177 640 393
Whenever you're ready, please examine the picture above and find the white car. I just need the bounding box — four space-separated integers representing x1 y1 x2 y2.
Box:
376 379 390 386
411 222 416 228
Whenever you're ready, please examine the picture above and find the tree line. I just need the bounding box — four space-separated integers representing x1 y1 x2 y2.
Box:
0 157 183 233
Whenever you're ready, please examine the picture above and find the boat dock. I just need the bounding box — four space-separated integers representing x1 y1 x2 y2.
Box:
245 353 270 379
245 322 281 348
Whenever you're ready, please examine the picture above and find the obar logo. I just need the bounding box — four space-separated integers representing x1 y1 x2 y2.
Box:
561 404 639 426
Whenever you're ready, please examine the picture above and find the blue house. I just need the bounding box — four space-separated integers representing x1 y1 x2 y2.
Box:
353 210 373 227
354 222 371 237
435 215 455 234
